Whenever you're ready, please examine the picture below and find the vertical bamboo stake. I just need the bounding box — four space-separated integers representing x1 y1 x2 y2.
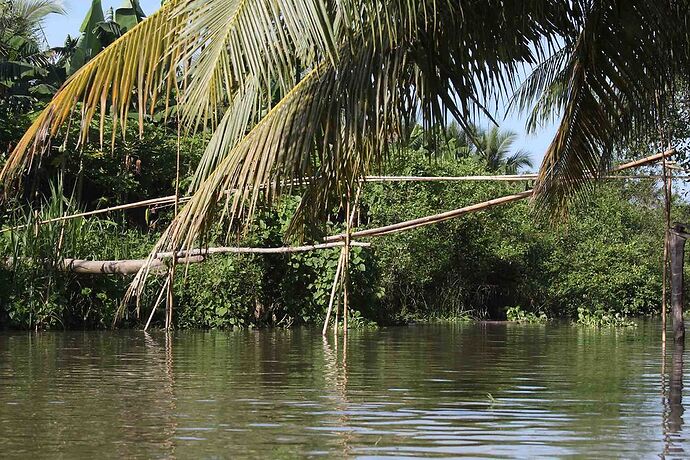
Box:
656 92 669 344
343 197 351 334
165 104 184 331
662 157 670 344
323 248 346 335
146 276 171 331
334 292 340 334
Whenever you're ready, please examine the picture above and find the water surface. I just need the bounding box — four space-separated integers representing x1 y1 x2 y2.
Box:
0 322 686 458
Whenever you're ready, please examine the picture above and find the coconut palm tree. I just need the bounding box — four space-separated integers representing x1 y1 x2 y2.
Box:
473 126 533 174
0 1 688 296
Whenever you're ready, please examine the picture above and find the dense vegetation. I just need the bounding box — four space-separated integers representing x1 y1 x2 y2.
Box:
1 1 688 330
0 115 682 329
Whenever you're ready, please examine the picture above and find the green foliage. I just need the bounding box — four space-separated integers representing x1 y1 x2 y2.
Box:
174 255 264 329
576 307 637 328
0 181 153 329
540 182 664 319
363 150 541 322
506 306 548 324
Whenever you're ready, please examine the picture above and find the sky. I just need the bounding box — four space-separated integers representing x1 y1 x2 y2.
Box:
41 1 559 170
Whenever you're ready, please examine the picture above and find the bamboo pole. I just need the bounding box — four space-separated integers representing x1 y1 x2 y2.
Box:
165 116 184 330
662 159 672 343
327 150 677 242
323 248 346 335
145 275 171 331
327 191 533 241
343 197 351 334
4 242 371 275
0 195 180 233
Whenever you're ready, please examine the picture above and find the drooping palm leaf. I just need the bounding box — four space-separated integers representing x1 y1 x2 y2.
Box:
176 0 338 132
134 0 558 252
531 1 690 215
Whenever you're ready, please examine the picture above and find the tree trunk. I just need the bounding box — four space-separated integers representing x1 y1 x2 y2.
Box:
670 228 686 344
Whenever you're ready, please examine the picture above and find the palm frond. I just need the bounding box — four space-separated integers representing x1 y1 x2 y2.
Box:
176 0 338 132
189 76 264 192
532 1 690 215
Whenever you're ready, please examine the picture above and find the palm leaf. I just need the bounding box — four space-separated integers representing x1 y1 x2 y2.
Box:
176 0 338 132
531 1 690 215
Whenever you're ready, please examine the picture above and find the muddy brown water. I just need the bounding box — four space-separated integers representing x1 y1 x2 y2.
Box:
0 322 686 458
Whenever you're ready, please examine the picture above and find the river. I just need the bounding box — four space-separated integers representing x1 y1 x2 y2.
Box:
0 322 686 458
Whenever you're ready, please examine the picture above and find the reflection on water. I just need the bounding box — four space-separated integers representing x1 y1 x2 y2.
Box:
663 341 686 458
0 322 688 458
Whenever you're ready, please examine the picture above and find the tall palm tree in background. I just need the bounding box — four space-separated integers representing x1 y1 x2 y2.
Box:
409 122 533 173
0 1 688 298
473 126 533 174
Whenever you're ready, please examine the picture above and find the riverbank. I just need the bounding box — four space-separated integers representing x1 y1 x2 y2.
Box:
2 144 685 330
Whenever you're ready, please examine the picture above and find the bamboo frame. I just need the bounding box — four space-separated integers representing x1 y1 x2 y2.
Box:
3 148 678 333
326 149 677 242
2 154 679 235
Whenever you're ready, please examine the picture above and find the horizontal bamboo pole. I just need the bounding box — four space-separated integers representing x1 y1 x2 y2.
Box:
327 149 676 242
5 242 371 275
326 191 532 241
365 174 688 182
1 150 677 233
0 195 180 233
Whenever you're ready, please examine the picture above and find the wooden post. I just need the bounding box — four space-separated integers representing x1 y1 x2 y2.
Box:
670 225 687 344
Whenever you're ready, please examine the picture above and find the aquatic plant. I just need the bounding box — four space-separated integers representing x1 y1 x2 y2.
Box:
506 306 548 324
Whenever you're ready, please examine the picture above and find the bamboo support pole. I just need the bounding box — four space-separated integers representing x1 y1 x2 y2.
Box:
327 150 677 242
323 248 346 335
662 160 672 343
165 118 183 330
343 198 351 334
327 191 533 241
4 242 371 275
145 276 171 331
